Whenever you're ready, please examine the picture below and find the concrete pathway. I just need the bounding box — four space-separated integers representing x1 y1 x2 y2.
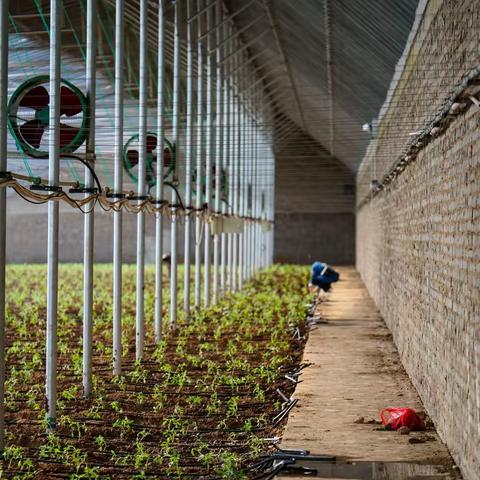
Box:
278 267 455 476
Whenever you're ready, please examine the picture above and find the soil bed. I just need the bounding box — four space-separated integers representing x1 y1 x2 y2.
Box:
1 264 309 479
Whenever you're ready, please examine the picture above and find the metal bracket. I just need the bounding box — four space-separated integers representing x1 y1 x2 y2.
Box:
69 187 98 194
30 184 63 193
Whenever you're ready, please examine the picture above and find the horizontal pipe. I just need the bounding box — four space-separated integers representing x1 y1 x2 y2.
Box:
208 15 264 52
220 30 268 65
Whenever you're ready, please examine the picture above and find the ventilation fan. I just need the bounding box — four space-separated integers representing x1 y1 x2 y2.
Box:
123 133 175 188
7 75 89 158
192 165 228 201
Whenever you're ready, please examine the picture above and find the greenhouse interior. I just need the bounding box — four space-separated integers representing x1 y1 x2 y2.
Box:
0 0 478 479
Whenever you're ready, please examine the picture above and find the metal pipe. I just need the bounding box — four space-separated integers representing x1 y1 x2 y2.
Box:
238 59 246 291
220 17 229 297
113 0 124 376
226 24 234 292
231 39 240 291
82 0 96 399
196 0 257 32
155 0 166 342
0 0 7 453
252 110 258 274
203 2 213 306
262 0 306 131
324 0 335 156
135 0 148 360
194 0 204 310
46 0 61 431
187 0 215 22
208 15 264 53
238 71 285 97
170 0 181 326
247 105 253 280
229 51 279 78
183 0 194 318
219 30 268 65
212 0 222 304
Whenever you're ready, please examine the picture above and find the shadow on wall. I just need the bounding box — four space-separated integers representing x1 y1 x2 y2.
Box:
274 212 355 265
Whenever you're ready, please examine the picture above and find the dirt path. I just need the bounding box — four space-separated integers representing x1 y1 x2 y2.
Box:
278 267 455 469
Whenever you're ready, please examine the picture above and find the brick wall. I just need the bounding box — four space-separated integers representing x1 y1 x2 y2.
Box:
356 1 480 477
357 104 480 479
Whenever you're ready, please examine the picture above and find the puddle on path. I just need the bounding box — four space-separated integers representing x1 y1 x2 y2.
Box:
278 460 461 479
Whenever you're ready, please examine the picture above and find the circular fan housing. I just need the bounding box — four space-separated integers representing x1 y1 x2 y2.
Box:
7 75 89 158
123 133 175 188
192 165 228 201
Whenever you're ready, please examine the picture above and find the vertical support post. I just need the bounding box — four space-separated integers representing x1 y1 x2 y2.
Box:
212 0 222 304
135 0 148 360
231 37 239 291
237 58 244 291
46 0 61 431
83 0 96 398
203 2 213 306
155 0 166 342
113 0 124 376
244 63 251 283
170 0 181 327
0 0 7 452
220 17 229 297
269 144 275 265
250 88 257 276
183 0 194 318
226 24 234 292
194 0 204 310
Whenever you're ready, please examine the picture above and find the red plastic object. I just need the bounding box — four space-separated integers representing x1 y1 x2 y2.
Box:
380 408 426 431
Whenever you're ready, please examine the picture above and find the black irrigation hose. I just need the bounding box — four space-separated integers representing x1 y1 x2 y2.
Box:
59 154 103 194
163 181 185 211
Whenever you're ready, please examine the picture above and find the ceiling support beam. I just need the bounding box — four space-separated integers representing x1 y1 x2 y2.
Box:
325 0 335 157
262 0 306 131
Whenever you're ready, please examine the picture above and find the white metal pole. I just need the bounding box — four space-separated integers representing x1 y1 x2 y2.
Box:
226 24 234 292
183 0 194 319
135 0 148 360
269 145 275 265
250 91 256 276
155 0 166 342
46 0 61 431
0 0 7 452
170 0 181 327
228 31 238 291
231 38 239 291
245 68 252 282
246 104 252 280
113 0 124 376
204 2 213 306
212 0 222 304
220 17 229 297
83 0 96 398
194 0 204 310
237 61 248 290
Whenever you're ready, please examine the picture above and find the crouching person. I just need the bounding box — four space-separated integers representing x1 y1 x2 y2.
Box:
309 261 339 292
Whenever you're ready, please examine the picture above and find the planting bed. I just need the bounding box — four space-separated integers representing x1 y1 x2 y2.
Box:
1 264 309 479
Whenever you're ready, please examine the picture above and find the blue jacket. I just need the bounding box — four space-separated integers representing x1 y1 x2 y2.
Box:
311 261 339 286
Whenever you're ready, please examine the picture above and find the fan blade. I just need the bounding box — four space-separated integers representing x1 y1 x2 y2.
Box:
19 119 45 149
127 149 139 166
59 123 80 147
163 147 171 167
60 86 83 116
146 135 157 152
19 86 49 110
